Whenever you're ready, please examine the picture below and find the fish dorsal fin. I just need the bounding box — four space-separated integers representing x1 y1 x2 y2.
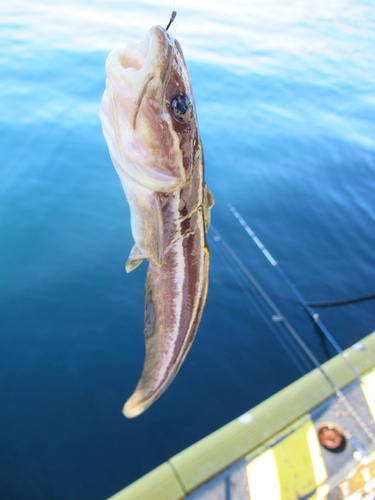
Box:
125 244 147 273
203 183 215 233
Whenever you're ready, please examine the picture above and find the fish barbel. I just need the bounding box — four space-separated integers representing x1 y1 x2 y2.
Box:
100 25 214 418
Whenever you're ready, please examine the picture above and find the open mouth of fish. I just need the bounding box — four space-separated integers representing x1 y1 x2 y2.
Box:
116 32 150 73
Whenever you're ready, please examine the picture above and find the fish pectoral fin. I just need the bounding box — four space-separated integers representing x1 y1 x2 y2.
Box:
203 183 215 233
125 244 147 273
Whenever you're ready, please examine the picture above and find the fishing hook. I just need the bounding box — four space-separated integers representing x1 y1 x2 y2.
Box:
166 11 177 31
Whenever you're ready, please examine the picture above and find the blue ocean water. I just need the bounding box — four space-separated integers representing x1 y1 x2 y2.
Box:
1 1 375 498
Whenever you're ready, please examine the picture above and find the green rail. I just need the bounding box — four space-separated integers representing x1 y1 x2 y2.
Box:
108 330 375 500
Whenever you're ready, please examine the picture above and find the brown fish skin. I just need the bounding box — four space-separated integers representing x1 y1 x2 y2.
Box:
100 26 214 418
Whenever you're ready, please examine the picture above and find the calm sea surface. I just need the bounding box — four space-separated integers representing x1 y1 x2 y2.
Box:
1 1 375 498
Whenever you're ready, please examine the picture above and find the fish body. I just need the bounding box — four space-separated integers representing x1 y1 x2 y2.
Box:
100 26 214 418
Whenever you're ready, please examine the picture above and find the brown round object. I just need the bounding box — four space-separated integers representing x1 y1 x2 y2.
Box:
318 424 345 451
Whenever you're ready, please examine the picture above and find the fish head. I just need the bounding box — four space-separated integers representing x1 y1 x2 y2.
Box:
100 26 200 192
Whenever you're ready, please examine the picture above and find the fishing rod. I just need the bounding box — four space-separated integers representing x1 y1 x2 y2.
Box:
209 232 311 376
210 223 375 453
228 203 364 384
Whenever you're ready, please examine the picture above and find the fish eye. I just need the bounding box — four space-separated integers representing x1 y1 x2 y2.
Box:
171 94 192 123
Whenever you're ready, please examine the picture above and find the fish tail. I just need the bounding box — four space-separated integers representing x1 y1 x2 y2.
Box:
123 231 209 418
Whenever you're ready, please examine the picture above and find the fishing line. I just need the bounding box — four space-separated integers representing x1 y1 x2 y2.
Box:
208 230 310 376
210 223 375 453
228 203 364 385
309 293 375 308
209 279 375 309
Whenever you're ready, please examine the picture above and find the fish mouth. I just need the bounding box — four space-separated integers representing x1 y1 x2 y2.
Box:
116 31 150 72
115 27 175 133
106 26 173 89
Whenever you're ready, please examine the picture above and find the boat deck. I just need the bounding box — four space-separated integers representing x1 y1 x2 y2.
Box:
187 371 375 500
108 331 375 500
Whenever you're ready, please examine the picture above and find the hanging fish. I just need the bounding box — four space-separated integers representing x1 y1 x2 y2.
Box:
100 20 214 418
